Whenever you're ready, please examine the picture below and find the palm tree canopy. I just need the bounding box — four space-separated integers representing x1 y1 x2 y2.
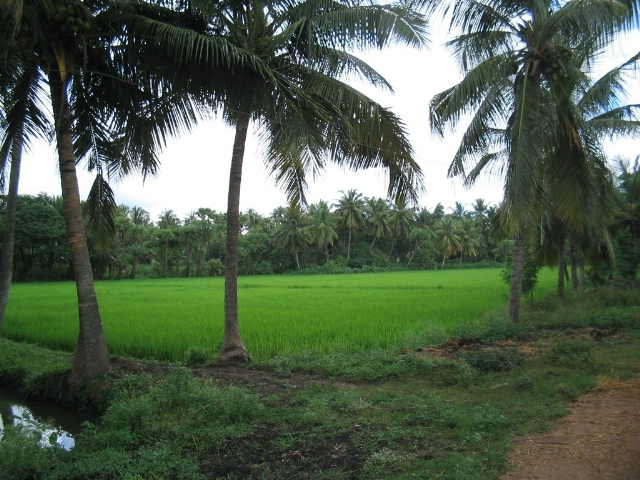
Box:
430 0 637 231
128 0 429 206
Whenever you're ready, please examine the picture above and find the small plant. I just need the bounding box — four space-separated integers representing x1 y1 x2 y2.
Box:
547 338 595 366
514 376 534 389
502 257 541 298
0 426 59 480
184 347 213 367
462 349 524 372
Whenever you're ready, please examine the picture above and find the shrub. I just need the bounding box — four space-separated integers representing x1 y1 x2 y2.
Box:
547 338 595 366
184 347 214 367
462 349 524 372
0 427 60 480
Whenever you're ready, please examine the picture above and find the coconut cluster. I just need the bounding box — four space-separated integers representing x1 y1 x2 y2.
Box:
542 45 572 81
50 0 92 36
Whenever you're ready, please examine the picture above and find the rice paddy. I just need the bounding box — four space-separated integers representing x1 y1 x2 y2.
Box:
3 268 556 362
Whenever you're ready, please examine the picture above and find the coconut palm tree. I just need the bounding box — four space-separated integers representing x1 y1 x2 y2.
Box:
0 59 49 334
306 200 338 262
388 202 413 259
554 50 640 292
275 205 308 269
407 207 436 267
613 156 640 278
156 0 427 362
434 216 462 269
0 0 200 381
365 197 392 250
430 0 635 320
458 217 482 265
335 189 367 261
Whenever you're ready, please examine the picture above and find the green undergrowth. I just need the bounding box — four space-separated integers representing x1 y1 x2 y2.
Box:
0 285 638 479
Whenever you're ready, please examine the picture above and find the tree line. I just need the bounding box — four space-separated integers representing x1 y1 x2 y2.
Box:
1 193 502 280
3 166 638 284
1 0 639 381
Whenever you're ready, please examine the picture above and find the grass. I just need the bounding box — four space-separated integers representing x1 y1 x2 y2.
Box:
1 284 639 479
4 268 557 362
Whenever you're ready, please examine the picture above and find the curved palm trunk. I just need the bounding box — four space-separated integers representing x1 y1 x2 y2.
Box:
220 114 250 363
0 131 23 334
508 233 524 323
49 73 109 383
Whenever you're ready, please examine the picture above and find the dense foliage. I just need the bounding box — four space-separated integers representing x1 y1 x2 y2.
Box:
0 194 504 280
2 180 637 283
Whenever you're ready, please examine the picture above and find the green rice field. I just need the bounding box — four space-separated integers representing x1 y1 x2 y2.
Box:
3 269 556 362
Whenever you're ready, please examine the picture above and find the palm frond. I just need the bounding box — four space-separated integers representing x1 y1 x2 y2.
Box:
84 172 117 251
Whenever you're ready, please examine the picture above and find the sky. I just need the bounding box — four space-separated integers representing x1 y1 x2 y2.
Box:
15 26 640 223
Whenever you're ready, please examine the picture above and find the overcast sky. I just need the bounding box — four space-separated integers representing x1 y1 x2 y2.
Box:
16 27 640 223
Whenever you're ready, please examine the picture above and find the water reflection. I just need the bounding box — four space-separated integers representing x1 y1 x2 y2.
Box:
0 392 93 451
0 403 75 450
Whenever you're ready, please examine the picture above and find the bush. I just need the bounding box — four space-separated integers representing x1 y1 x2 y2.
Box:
184 347 214 367
0 426 60 480
547 338 595 366
462 349 524 372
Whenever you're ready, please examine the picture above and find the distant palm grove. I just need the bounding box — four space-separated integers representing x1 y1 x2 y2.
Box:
1 183 637 283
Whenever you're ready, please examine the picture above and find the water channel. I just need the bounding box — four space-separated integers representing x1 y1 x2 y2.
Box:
0 390 97 450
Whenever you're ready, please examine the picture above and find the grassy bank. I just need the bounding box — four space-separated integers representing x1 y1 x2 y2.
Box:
3 269 556 362
1 284 638 479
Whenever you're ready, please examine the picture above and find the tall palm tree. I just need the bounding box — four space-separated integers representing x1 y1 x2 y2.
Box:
306 200 338 262
1 0 199 381
154 0 427 362
614 156 640 278
458 217 482 265
335 189 367 261
0 59 49 334
434 216 462 269
365 197 391 250
388 202 413 258
430 0 635 321
450 201 467 219
407 207 436 267
547 51 640 293
275 205 308 269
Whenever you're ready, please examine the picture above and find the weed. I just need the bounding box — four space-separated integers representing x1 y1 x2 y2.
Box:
462 349 524 372
547 338 595 366
0 426 61 480
514 376 534 389
184 347 214 367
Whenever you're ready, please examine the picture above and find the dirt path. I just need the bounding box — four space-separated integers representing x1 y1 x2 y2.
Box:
502 376 640 480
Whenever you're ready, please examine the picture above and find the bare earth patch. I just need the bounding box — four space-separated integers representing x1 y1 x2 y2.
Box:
502 376 640 480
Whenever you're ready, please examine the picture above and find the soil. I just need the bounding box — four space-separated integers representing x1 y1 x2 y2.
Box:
404 329 640 479
501 376 640 480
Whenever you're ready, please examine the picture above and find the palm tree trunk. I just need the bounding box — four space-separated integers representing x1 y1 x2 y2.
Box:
0 130 23 334
578 257 585 289
347 228 352 260
220 114 250 363
508 233 525 323
570 241 578 290
49 72 109 383
557 229 565 300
